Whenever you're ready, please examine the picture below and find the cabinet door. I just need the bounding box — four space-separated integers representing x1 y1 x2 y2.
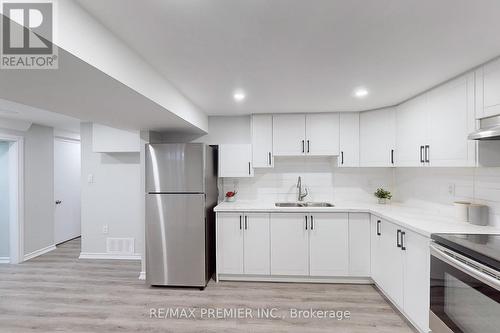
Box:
370 215 383 285
218 144 254 177
339 113 359 167
272 114 306 156
217 213 244 274
243 213 270 275
403 229 430 333
396 96 428 167
427 73 476 167
309 213 349 276
251 115 273 168
348 213 370 276
270 213 309 275
360 108 396 167
479 59 500 118
379 220 404 309
305 113 340 156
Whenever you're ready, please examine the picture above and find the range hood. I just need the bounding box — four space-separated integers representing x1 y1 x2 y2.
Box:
468 115 500 140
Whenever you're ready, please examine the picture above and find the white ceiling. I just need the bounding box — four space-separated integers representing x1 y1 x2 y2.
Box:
77 0 500 115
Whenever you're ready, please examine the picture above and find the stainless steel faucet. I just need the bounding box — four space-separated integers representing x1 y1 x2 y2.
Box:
297 176 308 201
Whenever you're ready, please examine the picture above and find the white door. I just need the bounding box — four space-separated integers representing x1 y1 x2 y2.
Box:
339 112 359 167
54 138 81 244
217 213 244 274
370 215 383 285
348 213 371 276
251 115 273 168
379 219 404 309
427 73 476 167
243 213 270 275
272 114 306 156
218 144 253 177
270 213 309 275
403 229 430 333
396 95 428 166
309 213 349 276
360 108 396 167
305 113 340 156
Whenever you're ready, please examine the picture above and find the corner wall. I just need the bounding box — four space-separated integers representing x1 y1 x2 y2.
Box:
80 123 143 258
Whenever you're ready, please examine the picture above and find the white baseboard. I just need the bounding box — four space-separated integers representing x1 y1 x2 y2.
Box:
0 257 10 264
23 244 56 261
79 252 142 260
138 271 146 280
217 274 373 284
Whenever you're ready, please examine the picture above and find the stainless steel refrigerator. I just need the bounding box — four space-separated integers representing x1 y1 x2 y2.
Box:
145 143 217 288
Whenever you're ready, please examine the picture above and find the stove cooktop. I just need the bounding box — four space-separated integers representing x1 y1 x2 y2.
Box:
432 233 500 271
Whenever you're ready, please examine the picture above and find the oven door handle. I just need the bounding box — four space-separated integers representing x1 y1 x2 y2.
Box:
430 243 500 291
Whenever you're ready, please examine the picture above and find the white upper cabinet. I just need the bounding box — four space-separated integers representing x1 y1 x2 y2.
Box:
272 114 306 156
476 58 500 119
339 112 360 167
360 108 396 167
305 113 340 156
272 113 340 157
427 73 476 167
251 115 273 168
92 124 140 153
396 95 428 167
219 144 254 177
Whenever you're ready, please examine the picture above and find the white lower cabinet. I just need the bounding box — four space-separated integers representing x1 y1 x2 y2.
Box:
270 213 309 275
217 212 270 275
309 213 349 276
348 213 371 276
370 215 430 333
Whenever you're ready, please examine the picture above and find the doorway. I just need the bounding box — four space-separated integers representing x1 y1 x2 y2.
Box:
54 137 81 245
0 134 23 264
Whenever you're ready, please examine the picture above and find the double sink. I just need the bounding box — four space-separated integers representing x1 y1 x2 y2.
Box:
275 202 334 207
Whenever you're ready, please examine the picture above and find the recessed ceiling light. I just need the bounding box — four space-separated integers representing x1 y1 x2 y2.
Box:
353 87 369 98
233 91 246 102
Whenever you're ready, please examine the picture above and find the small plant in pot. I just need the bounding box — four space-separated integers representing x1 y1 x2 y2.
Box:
374 188 392 204
225 191 237 202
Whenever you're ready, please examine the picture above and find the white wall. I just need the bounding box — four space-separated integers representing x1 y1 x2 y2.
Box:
80 123 143 258
395 167 500 227
0 141 10 257
195 116 251 144
23 125 55 254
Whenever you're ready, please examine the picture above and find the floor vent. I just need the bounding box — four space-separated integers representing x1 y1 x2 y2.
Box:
106 238 135 255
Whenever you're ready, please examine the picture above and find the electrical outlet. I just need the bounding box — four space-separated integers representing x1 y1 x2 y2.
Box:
448 184 456 196
87 174 94 184
102 224 109 234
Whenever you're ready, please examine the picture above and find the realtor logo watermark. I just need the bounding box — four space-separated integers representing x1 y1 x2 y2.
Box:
1 0 58 69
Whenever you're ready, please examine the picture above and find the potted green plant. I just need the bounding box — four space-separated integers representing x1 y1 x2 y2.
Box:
374 188 392 204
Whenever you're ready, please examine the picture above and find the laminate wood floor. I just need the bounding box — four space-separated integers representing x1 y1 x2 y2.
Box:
0 238 416 332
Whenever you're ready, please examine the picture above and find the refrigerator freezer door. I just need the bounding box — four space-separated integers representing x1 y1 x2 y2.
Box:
146 193 206 286
146 143 205 193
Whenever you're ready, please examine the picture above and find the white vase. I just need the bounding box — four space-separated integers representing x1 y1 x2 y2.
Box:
378 198 387 204
226 196 236 202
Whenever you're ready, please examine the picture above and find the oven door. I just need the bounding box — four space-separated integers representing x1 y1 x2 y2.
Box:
430 244 500 333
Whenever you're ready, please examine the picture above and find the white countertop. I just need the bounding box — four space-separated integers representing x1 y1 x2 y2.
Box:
214 201 500 237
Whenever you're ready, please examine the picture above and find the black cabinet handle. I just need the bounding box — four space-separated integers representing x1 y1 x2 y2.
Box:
305 215 308 230
391 149 394 165
401 232 406 250
239 215 242 230
268 152 272 165
376 220 381 236
244 216 248 230
420 146 424 163
302 140 305 153
425 145 430 163
341 151 344 165
307 140 310 153
310 215 314 230
397 229 402 247
248 162 251 175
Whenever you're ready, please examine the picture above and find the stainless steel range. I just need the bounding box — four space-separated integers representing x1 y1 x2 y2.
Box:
430 234 500 333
